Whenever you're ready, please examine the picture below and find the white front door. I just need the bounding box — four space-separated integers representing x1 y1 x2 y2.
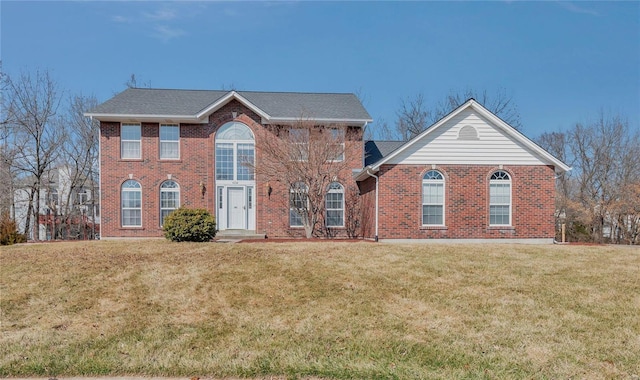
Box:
228 187 245 229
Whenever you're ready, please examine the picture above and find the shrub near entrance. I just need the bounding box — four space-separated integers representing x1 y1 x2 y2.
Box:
162 208 216 242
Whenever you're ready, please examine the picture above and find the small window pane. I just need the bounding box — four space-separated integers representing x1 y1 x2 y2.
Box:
216 143 234 180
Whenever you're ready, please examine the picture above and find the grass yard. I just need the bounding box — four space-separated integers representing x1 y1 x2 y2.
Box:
1 241 639 379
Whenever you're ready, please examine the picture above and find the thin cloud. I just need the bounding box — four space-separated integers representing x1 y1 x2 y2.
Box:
143 9 178 21
153 25 187 42
558 1 599 16
112 15 132 23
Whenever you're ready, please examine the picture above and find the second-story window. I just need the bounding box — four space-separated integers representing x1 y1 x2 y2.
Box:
289 128 309 161
121 123 141 159
328 128 345 162
160 124 180 159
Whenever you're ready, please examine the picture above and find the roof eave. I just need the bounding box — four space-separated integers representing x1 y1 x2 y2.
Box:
264 117 373 127
84 113 208 124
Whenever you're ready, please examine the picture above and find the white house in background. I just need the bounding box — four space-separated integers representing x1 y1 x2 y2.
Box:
13 166 100 240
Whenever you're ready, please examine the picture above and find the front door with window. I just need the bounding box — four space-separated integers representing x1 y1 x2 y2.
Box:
215 121 256 232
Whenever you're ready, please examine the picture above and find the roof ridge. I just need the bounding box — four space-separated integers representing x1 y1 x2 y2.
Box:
126 88 357 96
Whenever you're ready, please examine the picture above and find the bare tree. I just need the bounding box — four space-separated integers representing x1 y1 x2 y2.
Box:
396 93 430 141
396 88 521 141
252 119 361 238
5 69 64 239
539 113 639 244
56 94 100 239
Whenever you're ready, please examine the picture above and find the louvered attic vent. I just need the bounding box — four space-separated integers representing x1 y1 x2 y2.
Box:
458 125 479 140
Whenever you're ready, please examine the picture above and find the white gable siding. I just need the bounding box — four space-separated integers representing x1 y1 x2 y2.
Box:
388 108 548 166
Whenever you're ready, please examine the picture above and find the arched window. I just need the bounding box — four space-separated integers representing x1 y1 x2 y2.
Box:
160 180 180 226
215 122 255 181
422 170 444 225
489 170 511 226
325 182 344 227
290 182 308 227
122 180 141 227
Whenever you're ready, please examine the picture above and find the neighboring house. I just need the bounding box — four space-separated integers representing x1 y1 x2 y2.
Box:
13 166 100 240
356 99 570 243
88 89 569 242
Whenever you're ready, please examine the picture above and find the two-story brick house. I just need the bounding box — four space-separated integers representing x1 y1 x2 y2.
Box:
88 89 569 242
87 88 371 239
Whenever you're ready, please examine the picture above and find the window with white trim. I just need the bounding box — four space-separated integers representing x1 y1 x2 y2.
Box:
289 128 309 161
121 180 141 227
160 124 180 159
121 123 141 159
489 171 511 226
160 180 180 226
325 182 344 227
215 122 255 181
290 182 308 227
422 170 444 225
328 128 345 162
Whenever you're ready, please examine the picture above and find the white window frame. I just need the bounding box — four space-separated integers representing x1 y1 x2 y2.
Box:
289 128 309 161
290 182 308 227
160 124 180 160
328 128 345 162
489 170 512 226
160 180 180 227
121 123 141 159
325 182 344 227
422 170 445 226
121 180 142 227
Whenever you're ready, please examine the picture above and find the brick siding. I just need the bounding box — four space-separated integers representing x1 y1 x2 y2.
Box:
359 164 556 240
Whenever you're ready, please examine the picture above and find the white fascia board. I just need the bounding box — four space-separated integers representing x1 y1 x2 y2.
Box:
369 99 571 174
467 101 572 173
265 117 373 127
368 102 468 171
195 91 271 121
84 113 208 124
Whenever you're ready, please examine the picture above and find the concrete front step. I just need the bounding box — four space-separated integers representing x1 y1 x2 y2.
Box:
216 229 266 240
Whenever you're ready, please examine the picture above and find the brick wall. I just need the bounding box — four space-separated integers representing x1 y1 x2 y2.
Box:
99 99 364 238
364 164 556 240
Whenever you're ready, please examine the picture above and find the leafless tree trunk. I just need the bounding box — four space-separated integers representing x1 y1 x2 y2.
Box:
5 69 64 239
59 94 100 239
539 113 639 244
251 119 360 238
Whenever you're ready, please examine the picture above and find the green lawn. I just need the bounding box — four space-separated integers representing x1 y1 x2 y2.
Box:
1 240 639 379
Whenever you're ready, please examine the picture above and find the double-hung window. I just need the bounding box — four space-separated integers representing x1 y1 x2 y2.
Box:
422 170 445 225
160 180 180 226
289 128 309 161
290 182 308 227
121 123 141 159
328 128 345 162
160 124 179 159
325 182 344 227
489 171 511 226
121 180 142 227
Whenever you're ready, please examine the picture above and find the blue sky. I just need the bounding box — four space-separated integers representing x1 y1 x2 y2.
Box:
2 1 639 139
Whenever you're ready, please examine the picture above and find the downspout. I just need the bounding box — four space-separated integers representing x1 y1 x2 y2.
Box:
365 168 379 242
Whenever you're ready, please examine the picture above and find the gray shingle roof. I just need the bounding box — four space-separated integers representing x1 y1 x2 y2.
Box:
364 140 405 166
89 88 372 121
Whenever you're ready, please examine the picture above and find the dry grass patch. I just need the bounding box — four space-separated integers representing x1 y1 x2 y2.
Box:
1 241 639 379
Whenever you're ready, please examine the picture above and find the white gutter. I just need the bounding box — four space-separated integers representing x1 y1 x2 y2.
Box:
365 168 379 242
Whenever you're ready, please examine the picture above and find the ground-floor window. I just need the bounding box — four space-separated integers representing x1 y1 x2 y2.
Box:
325 182 344 227
489 170 511 226
290 182 308 227
160 180 180 226
122 180 141 227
